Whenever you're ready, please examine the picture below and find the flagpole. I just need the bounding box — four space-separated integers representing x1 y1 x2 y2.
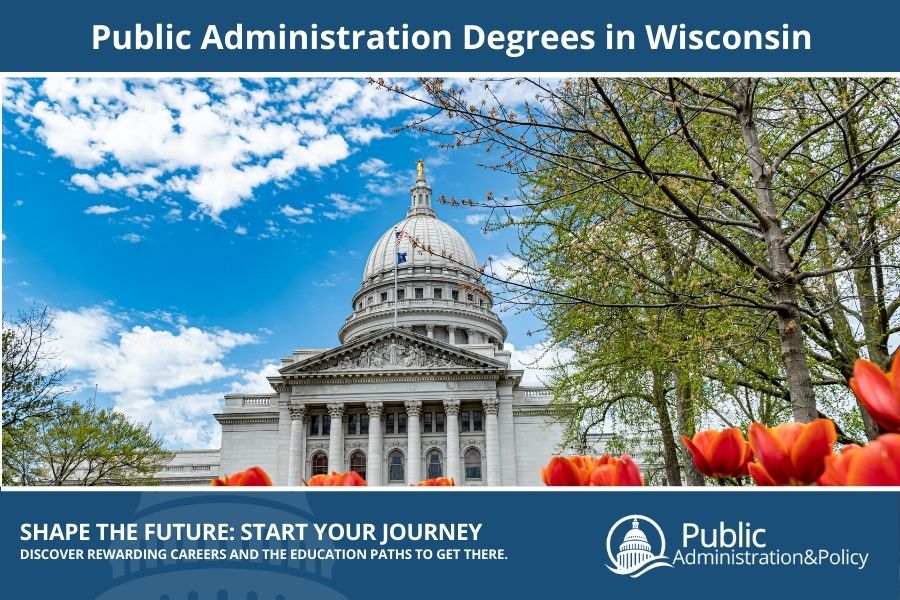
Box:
393 230 399 328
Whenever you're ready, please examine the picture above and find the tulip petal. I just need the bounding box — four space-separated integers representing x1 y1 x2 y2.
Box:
618 454 644 486
749 423 793 484
851 359 900 433
211 466 272 486
748 462 777 486
817 445 859 486
888 355 900 399
542 456 585 486
707 428 745 477
846 434 900 486
681 435 714 477
789 419 837 484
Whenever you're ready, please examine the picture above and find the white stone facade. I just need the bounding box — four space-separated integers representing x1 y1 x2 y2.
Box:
160 162 567 486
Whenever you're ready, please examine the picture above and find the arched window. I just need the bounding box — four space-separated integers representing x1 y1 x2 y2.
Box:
388 450 405 482
311 452 328 477
426 449 443 479
464 448 482 481
350 451 366 481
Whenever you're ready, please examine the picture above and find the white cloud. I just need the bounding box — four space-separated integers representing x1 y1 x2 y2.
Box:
50 306 263 448
505 341 574 387
488 253 530 283
323 192 367 220
228 363 281 394
345 124 392 144
164 208 183 223
465 213 489 226
279 204 313 217
234 225 248 235
84 204 126 215
115 391 224 449
279 204 315 225
364 178 409 197
358 157 391 177
120 233 142 243
312 273 347 287
5 79 400 218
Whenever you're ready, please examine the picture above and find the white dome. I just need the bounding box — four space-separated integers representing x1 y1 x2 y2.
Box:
340 160 507 346
362 213 479 281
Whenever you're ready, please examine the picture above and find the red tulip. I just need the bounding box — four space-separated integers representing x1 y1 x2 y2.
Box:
211 466 272 487
588 454 644 486
541 455 596 486
542 454 643 486
413 477 455 486
849 357 900 433
306 471 367 486
681 428 753 478
748 419 837 486
818 434 900 486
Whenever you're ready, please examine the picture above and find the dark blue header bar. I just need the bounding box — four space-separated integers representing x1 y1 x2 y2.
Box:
1 0 898 72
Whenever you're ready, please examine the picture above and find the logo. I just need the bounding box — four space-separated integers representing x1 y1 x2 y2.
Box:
606 515 673 578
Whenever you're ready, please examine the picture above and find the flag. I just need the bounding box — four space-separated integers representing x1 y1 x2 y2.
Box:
397 252 407 264
395 229 407 244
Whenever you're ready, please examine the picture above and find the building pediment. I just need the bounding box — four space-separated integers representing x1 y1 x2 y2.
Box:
279 328 507 379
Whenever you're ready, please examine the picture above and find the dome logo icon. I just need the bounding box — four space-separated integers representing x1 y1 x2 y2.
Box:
606 515 674 578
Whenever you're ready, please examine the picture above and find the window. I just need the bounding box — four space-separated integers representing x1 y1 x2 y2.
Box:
467 293 474 302
479 299 484 307
311 452 328 477
367 296 373 305
386 413 395 434
423 412 433 433
465 449 482 481
451 290 459 301
398 413 407 434
309 415 320 436
435 412 445 433
357 302 362 310
427 450 443 479
323 415 331 436
347 413 358 435
389 450 405 482
414 287 424 299
473 410 483 432
350 451 366 481
397 289 405 301
360 414 369 435
434 288 443 300
380 292 388 302
461 411 470 432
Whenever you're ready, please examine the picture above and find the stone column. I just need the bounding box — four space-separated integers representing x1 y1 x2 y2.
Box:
366 402 384 486
288 404 307 486
426 324 434 339
276 390 291 485
497 383 518 485
327 403 345 472
405 400 422 483
443 400 461 483
447 325 456 345
466 328 476 345
483 397 501 486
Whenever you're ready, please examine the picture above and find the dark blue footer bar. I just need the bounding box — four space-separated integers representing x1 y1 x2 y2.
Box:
2 490 898 599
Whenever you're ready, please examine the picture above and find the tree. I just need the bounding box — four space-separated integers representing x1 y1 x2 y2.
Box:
28 401 173 486
2 304 72 428
3 303 173 485
381 77 899 435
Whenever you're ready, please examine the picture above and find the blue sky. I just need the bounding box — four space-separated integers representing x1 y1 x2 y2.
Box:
2 78 553 449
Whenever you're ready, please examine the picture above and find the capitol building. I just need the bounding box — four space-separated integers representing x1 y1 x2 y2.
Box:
160 162 567 486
